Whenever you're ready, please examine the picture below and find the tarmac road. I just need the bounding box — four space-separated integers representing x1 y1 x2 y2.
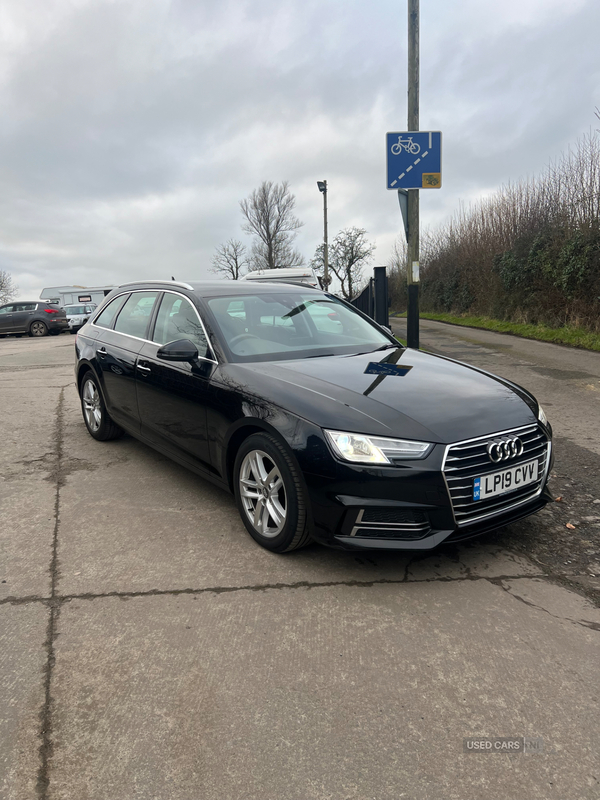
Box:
1 331 599 800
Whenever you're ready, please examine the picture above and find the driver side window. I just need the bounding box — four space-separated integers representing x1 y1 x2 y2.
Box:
153 294 209 356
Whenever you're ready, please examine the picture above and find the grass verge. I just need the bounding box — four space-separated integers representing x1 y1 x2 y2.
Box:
393 312 600 352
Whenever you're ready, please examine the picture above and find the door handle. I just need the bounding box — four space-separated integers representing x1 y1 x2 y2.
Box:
137 364 151 373
97 347 107 357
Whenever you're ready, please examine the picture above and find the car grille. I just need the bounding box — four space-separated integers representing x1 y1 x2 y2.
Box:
442 424 550 527
351 509 432 540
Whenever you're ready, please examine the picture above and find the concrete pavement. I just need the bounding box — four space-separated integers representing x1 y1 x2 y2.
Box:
1 333 599 800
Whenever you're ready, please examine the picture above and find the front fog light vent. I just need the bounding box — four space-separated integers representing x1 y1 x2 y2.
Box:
362 508 427 525
351 508 431 540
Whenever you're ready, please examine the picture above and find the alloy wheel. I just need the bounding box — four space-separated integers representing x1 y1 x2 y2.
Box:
30 321 47 337
82 380 102 433
239 449 287 538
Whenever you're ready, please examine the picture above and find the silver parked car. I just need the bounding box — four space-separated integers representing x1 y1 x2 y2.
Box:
64 303 97 334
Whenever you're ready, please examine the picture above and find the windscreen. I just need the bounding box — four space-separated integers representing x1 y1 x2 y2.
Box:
206 291 394 362
65 305 87 314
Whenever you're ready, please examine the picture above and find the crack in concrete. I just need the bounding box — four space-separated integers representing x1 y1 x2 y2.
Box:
36 387 65 800
492 579 600 633
1 571 547 607
0 364 74 372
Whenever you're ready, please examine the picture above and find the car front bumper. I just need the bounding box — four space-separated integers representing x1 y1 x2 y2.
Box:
301 425 553 551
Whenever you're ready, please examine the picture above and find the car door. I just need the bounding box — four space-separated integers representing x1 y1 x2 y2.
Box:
94 291 160 433
0 304 15 333
11 303 38 332
135 292 215 474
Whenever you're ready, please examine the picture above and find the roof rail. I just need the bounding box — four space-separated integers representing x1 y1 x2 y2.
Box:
118 280 194 290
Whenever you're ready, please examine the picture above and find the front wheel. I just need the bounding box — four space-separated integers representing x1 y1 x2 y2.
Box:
29 321 48 337
80 374 124 441
233 433 312 552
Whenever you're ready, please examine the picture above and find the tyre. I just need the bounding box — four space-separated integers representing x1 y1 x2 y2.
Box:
29 321 48 337
80 373 124 441
233 433 312 552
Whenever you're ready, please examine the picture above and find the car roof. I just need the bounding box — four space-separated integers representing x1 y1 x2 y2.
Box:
1 300 42 305
117 280 323 298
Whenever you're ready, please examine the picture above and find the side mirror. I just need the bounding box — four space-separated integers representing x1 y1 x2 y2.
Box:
157 339 199 362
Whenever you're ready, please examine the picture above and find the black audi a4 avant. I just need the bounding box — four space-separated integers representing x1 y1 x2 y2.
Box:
74 280 553 553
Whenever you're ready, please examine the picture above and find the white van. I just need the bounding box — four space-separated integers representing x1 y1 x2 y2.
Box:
239 267 322 289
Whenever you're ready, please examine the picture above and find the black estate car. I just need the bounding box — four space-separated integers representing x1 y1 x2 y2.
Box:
74 280 553 553
0 301 69 337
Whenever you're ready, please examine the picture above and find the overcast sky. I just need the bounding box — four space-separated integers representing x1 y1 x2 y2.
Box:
2 0 599 300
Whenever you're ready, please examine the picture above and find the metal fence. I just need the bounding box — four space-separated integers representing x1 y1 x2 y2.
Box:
350 266 388 328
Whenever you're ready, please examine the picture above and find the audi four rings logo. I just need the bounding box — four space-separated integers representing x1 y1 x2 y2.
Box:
486 437 524 463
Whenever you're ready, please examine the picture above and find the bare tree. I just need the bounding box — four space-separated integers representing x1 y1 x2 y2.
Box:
211 239 248 280
0 270 18 304
240 181 304 270
311 227 375 300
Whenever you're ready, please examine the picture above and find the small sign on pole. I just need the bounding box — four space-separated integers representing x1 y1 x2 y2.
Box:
386 131 442 190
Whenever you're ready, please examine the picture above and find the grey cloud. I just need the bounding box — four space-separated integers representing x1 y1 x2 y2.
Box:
1 0 599 299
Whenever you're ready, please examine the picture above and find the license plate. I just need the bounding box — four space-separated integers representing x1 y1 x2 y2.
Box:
473 459 539 501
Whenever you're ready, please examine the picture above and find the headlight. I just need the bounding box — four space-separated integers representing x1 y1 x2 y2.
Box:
537 404 548 426
325 430 433 464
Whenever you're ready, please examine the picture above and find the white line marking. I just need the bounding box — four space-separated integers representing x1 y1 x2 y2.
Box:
394 146 433 187
429 132 432 148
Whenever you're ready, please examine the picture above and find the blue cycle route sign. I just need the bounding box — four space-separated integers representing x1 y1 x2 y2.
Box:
386 131 442 190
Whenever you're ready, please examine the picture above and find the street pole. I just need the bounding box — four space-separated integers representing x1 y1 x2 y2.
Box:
406 0 419 349
317 180 330 289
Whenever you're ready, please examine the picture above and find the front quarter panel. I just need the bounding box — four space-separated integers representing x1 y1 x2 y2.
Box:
206 364 312 485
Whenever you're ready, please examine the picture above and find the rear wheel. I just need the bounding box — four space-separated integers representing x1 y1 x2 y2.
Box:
80 374 124 441
29 321 47 337
233 433 312 552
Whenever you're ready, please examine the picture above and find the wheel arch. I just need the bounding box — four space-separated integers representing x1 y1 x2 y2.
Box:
224 419 284 493
223 416 308 493
76 362 101 396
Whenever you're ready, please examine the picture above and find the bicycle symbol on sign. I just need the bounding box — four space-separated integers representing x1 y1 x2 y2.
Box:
391 136 420 156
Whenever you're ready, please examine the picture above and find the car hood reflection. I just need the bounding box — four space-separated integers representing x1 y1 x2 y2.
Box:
226 348 538 444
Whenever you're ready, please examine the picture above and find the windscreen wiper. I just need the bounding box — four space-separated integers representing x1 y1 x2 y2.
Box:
372 342 402 351
344 343 399 357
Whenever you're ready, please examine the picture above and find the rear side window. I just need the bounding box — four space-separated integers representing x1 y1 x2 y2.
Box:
114 292 159 339
94 295 129 329
15 303 36 312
